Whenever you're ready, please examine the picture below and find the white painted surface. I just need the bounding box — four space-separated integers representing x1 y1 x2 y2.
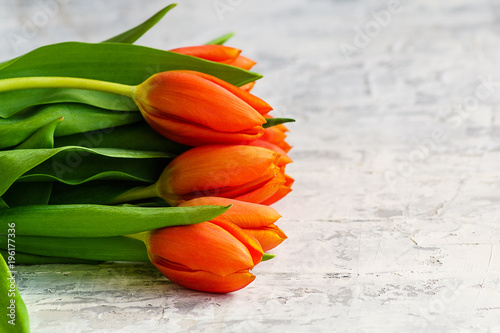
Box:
1 0 500 331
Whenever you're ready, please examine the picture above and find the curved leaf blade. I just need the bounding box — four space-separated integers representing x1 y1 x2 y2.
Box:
0 103 142 149
0 147 173 197
0 250 102 265
0 235 148 262
0 204 229 237
104 4 178 43
0 256 30 333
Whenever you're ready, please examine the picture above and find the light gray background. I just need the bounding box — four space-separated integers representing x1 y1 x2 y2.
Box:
1 0 500 332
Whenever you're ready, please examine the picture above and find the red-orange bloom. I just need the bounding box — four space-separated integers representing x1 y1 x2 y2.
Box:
170 45 257 92
248 139 292 165
180 197 287 251
134 70 272 146
146 219 263 293
156 145 287 206
170 45 257 70
260 124 292 153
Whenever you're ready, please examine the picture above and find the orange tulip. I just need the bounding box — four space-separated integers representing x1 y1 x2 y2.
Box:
170 45 257 92
146 219 263 293
180 197 287 251
248 139 292 165
157 145 288 205
260 124 292 153
134 70 272 146
260 173 294 205
170 45 257 70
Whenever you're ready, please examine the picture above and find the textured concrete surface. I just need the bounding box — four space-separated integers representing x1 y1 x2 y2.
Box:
1 0 500 332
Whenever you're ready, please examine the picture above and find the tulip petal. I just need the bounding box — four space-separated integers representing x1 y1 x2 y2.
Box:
248 139 293 166
170 45 242 63
260 174 294 205
209 219 263 266
154 264 256 293
159 145 280 197
234 170 286 204
176 70 272 114
147 222 255 277
239 81 255 92
142 112 263 146
136 71 266 132
245 224 287 251
230 55 256 70
179 197 281 228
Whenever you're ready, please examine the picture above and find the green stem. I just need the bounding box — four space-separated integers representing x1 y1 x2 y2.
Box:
112 184 160 204
124 231 148 243
0 76 136 98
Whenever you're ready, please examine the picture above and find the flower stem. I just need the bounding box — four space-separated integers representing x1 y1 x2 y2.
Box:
112 184 160 204
123 231 148 243
0 76 136 98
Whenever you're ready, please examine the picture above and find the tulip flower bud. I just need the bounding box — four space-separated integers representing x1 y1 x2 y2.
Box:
170 45 257 70
180 197 287 251
260 123 292 153
146 219 263 293
156 145 291 206
134 70 272 146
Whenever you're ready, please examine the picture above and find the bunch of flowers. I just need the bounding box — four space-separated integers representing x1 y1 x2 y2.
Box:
0 6 294 324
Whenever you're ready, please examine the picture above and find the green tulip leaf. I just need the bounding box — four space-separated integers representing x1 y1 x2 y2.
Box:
0 204 229 238
104 4 177 43
18 149 170 185
0 103 142 149
263 118 296 128
206 32 235 45
3 119 64 207
54 122 189 154
0 256 30 333
48 181 144 205
261 253 276 261
0 147 173 197
15 117 62 150
0 235 148 262
0 250 102 265
0 199 9 209
0 42 262 118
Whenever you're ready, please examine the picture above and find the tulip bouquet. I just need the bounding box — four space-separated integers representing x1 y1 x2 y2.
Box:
0 4 294 323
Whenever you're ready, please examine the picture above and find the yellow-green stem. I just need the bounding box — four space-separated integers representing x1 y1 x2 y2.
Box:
124 232 148 243
0 76 136 98
112 184 160 204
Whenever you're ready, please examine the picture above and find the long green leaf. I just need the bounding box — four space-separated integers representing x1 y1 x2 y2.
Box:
0 89 137 120
48 181 146 205
0 235 148 262
0 250 102 265
263 118 296 128
0 204 229 237
15 118 62 150
0 42 262 118
0 103 142 149
104 4 177 43
0 199 9 209
0 147 172 197
18 150 169 185
54 122 189 154
0 256 30 332
206 32 235 45
3 120 63 207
